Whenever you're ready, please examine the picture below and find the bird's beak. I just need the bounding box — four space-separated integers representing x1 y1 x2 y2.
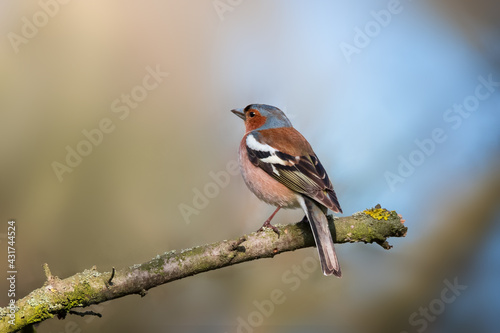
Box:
231 108 245 120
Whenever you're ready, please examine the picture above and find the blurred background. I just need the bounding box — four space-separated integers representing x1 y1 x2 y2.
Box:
1 0 499 332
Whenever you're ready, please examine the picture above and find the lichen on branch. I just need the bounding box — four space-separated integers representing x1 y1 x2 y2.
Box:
0 206 406 333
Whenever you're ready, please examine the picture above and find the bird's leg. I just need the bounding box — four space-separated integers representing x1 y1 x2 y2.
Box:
257 206 281 236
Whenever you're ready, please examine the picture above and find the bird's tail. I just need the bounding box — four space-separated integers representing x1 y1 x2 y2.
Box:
299 196 341 277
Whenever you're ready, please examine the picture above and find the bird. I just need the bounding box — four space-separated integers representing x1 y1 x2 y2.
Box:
231 104 343 277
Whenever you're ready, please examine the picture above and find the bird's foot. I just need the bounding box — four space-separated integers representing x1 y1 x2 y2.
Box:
257 220 280 237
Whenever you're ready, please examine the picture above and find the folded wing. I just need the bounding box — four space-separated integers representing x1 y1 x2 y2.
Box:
246 130 342 213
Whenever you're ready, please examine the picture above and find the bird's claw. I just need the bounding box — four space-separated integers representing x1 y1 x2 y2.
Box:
257 220 280 237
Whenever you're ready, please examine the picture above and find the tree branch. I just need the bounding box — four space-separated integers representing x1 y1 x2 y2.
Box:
0 207 406 332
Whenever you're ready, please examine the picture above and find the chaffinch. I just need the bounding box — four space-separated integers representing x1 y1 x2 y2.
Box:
232 104 343 277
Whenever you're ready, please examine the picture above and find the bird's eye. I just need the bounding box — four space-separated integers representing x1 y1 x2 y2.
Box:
248 112 256 118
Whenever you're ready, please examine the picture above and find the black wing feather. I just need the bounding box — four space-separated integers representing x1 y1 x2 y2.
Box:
246 140 342 213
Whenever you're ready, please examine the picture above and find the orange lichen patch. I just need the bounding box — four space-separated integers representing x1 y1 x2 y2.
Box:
363 207 392 221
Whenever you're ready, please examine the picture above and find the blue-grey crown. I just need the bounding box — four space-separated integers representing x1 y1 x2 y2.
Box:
244 104 293 130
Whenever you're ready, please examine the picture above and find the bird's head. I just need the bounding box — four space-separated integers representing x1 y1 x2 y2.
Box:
231 104 292 132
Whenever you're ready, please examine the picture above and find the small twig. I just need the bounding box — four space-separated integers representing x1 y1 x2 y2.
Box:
108 267 116 286
43 263 52 280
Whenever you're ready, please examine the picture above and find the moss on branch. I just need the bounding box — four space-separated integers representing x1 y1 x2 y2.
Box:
0 206 406 332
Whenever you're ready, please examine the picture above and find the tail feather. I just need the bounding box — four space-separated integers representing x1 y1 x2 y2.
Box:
298 196 341 277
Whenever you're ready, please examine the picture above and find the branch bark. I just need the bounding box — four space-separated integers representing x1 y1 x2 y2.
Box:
0 207 406 332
